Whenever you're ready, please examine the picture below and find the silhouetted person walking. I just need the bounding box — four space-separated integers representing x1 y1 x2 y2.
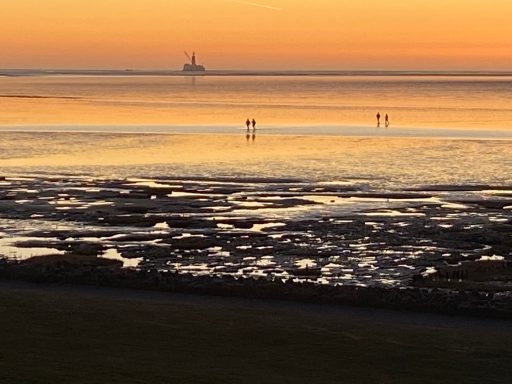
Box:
376 112 381 127
246 118 251 131
385 114 389 127
251 118 256 131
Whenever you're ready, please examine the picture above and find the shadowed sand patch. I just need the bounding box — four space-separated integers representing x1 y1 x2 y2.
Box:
0 281 511 383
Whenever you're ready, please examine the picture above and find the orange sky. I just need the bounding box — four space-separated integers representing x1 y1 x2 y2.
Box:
2 0 512 70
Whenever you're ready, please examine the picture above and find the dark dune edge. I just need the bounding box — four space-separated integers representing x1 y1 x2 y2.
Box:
1 256 512 319
0 94 80 100
1 280 511 384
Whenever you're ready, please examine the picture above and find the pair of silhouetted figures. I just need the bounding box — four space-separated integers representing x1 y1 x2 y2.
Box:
245 118 257 142
245 118 256 131
376 112 390 127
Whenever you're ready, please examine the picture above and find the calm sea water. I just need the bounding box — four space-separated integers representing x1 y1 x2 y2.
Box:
1 74 512 130
0 74 511 186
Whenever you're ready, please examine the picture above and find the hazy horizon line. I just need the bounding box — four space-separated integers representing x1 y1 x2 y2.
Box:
2 68 512 76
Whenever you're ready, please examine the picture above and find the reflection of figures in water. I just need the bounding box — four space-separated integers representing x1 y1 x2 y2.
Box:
243 117 257 142
376 112 381 127
385 114 390 127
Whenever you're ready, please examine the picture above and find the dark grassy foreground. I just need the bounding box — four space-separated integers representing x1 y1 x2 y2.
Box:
0 282 511 384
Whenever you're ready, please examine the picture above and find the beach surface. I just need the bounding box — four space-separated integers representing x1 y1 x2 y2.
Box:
0 131 511 291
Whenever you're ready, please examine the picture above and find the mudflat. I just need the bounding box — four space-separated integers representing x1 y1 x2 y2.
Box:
0 281 511 384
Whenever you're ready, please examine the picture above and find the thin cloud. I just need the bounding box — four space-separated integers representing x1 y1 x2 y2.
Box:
228 0 282 11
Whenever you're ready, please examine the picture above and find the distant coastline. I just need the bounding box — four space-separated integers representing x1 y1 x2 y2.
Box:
2 69 512 77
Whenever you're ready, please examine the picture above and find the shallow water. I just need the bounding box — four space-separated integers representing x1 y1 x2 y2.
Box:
1 75 512 129
0 133 510 191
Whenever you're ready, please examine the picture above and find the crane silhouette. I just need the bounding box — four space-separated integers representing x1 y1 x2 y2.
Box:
184 51 196 65
182 51 205 72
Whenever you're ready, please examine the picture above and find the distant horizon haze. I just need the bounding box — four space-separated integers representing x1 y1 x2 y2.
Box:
2 68 512 74
2 1 512 70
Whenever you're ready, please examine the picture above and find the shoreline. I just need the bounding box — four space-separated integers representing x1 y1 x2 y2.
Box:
1 124 512 140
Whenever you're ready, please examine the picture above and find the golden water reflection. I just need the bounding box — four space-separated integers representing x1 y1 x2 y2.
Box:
1 75 512 128
0 132 510 188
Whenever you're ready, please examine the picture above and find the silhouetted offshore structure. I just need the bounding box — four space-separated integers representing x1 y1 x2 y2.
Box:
182 51 206 72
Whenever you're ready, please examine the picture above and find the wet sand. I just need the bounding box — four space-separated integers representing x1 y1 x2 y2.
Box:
0 132 510 184
1 173 511 289
0 280 511 384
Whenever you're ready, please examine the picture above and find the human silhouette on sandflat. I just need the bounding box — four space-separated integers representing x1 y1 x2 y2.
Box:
245 118 251 131
251 118 256 131
385 114 389 127
376 112 381 127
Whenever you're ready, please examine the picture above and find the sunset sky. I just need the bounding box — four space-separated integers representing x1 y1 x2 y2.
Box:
2 0 512 70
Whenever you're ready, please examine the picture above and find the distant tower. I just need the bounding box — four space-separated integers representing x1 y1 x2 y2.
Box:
182 51 206 72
